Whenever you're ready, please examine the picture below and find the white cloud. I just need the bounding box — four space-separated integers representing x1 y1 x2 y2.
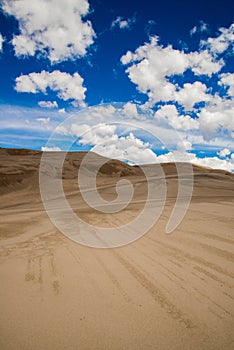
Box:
177 141 193 151
92 132 157 165
198 97 234 140
1 102 233 171
78 104 117 122
188 50 223 76
121 51 133 65
190 21 208 36
93 134 234 169
94 140 233 170
71 123 118 145
55 125 69 135
15 70 86 106
111 16 136 30
121 37 188 105
217 148 231 158
36 117 50 125
121 36 223 107
155 104 199 131
219 73 234 97
177 132 233 150
155 151 234 172
201 22 234 54
38 100 58 109
190 26 197 37
68 121 157 164
120 27 234 141
41 146 61 152
0 104 66 135
190 154 234 172
175 82 209 111
0 33 4 52
2 0 95 63
122 102 139 118
58 108 66 114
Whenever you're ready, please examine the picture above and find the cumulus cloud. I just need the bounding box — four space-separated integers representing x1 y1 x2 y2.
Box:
121 25 234 141
217 148 231 158
155 151 234 172
177 141 193 151
219 73 234 97
201 22 234 54
121 36 223 108
175 82 209 111
15 70 86 106
38 101 58 109
121 37 188 104
66 121 156 164
155 104 199 131
122 102 139 118
1 102 233 171
198 96 234 140
1 0 95 63
93 132 234 169
188 50 223 76
93 135 234 169
111 16 136 30
92 132 157 164
0 33 4 51
190 154 234 172
71 123 118 145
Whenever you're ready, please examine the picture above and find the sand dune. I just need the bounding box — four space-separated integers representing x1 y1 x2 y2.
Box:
0 147 234 349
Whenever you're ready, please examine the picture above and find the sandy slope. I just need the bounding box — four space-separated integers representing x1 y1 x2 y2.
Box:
0 148 234 349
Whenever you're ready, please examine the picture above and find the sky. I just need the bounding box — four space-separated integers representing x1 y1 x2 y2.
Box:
0 0 234 171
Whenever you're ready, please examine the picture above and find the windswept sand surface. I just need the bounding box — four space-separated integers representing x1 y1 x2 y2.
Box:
0 148 234 349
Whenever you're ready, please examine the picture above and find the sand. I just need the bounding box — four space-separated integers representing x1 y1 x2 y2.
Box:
0 147 234 349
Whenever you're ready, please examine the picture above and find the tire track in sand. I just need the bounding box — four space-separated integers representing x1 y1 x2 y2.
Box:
111 250 193 329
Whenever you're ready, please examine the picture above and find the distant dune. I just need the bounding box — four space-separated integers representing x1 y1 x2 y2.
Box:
0 147 234 349
0 147 232 193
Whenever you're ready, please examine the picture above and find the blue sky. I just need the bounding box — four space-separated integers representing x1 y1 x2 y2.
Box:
0 0 234 170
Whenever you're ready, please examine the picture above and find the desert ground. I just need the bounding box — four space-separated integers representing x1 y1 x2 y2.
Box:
0 147 234 350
